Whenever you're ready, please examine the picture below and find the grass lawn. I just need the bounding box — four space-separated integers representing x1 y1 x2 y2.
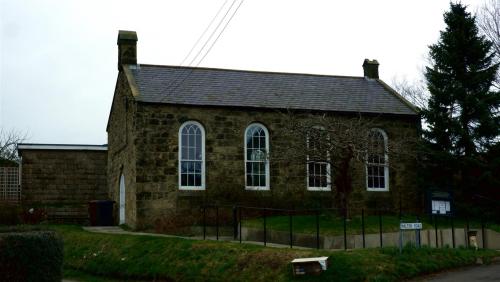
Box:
45 225 498 282
242 213 500 236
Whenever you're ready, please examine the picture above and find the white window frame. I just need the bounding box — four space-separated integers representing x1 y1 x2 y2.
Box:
178 121 206 190
306 127 331 191
366 128 389 192
244 123 270 190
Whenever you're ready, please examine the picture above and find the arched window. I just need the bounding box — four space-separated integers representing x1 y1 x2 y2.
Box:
366 128 389 191
179 121 205 190
307 127 331 191
245 123 270 190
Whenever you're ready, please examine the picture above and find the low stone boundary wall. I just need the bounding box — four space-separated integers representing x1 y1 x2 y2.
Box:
240 227 500 249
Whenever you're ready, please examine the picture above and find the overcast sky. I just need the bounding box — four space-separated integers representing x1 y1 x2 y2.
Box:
0 0 484 145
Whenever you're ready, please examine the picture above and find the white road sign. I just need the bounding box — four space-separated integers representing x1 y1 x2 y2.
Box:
400 222 422 230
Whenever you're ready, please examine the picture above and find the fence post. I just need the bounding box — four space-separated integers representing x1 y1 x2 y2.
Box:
481 219 486 249
216 205 219 241
263 209 267 246
316 210 320 249
466 217 470 248
379 211 383 248
233 206 237 240
239 207 242 244
361 209 366 249
203 206 206 240
343 209 347 250
416 215 421 248
434 214 438 248
399 219 403 254
289 210 293 248
451 216 455 248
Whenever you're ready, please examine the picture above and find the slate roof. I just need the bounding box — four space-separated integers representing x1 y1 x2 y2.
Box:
128 64 418 116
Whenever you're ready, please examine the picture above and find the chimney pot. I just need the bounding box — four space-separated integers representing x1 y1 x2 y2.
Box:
117 30 138 71
362 59 379 79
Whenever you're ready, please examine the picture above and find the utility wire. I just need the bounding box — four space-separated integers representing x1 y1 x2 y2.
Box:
179 0 229 66
160 0 236 100
161 0 245 101
165 0 245 98
186 0 238 67
193 0 245 67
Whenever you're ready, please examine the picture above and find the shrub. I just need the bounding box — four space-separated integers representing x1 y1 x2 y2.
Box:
0 225 46 233
0 230 63 282
0 202 21 225
20 207 48 224
0 204 48 226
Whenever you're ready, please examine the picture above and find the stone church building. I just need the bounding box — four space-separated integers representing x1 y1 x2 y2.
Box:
108 31 420 229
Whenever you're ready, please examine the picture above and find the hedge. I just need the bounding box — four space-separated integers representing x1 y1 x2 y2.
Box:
0 229 63 282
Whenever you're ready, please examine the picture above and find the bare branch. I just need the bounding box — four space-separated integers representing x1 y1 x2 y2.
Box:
390 76 429 110
271 111 421 211
477 0 500 89
478 0 500 59
0 128 28 164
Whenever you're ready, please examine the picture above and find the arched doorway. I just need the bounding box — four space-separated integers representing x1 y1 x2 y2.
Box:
119 174 126 224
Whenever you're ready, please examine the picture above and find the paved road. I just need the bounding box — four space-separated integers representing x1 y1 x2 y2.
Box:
418 263 500 281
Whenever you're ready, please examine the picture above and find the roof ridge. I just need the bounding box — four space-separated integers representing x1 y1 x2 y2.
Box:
137 64 366 80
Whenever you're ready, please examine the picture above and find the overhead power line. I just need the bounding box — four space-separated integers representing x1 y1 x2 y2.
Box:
193 0 245 67
161 0 237 98
179 0 230 66
160 0 245 101
187 0 238 67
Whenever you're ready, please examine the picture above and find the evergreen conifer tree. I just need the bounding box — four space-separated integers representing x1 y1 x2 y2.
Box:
424 3 500 157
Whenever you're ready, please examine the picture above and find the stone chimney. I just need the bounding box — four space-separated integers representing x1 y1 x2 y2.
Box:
362 59 379 79
117 30 138 71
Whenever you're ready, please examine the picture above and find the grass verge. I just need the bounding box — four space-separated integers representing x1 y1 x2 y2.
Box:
48 225 497 282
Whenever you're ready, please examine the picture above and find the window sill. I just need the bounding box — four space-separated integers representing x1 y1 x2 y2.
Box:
367 187 389 192
179 187 205 191
245 186 270 191
307 187 331 191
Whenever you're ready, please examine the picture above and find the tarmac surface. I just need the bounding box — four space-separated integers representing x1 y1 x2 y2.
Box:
413 262 500 281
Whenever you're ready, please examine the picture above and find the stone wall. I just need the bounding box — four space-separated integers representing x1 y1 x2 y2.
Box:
129 103 421 229
240 227 500 250
107 72 138 227
19 149 107 221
